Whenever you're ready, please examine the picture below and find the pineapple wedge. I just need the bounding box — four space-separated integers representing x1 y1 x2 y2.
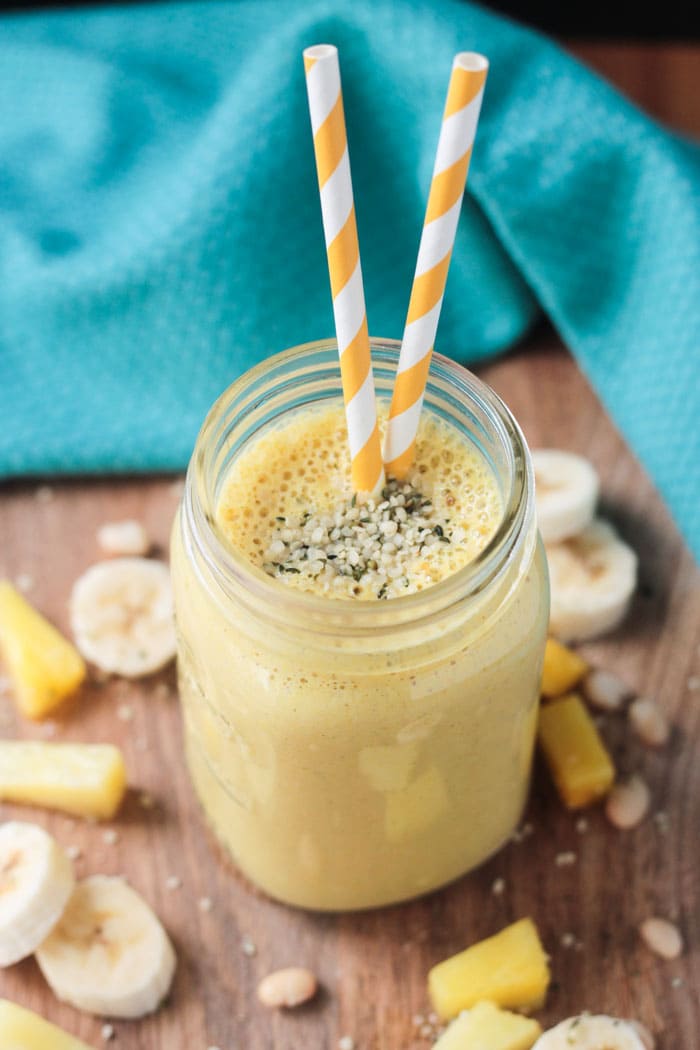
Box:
0 999 96 1049
538 694 615 809
429 918 550 1020
434 1001 542 1050
540 638 587 699
0 741 127 820
0 582 86 719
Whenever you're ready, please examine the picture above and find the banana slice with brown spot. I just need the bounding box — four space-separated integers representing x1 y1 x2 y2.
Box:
545 519 637 642
70 559 175 677
532 450 599 543
0 821 75 967
36 875 176 1018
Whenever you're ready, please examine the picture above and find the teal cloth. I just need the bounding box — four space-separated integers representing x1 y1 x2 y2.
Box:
1 1 698 558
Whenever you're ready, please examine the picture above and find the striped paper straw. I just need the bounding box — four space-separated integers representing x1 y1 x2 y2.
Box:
303 44 384 497
384 53 489 478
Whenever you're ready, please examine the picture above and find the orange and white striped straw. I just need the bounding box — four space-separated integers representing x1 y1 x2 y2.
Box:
384 53 489 478
303 44 384 497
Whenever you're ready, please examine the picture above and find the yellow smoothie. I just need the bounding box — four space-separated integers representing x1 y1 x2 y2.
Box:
172 343 548 911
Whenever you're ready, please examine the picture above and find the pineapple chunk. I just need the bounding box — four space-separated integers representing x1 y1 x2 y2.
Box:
538 694 614 809
540 638 587 699
385 765 449 843
434 1001 542 1050
429 918 550 1020
0 741 127 819
0 582 86 719
0 999 96 1049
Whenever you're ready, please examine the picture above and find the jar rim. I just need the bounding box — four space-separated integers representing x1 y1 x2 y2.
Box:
182 338 535 637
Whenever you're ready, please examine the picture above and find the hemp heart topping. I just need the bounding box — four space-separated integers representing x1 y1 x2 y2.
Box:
263 477 457 600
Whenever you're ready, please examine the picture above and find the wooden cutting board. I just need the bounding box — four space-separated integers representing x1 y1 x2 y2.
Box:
0 332 698 1050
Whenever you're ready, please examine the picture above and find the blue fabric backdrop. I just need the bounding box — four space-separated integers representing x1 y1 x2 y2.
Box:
0 1 698 557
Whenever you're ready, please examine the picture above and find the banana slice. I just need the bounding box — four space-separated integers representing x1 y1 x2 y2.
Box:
36 875 176 1018
0 821 75 967
546 519 637 642
532 450 599 543
533 1014 647 1049
70 558 176 677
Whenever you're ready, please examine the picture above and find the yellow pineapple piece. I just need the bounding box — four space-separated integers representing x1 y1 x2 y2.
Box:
428 918 550 1020
0 582 86 719
434 1000 542 1050
385 765 449 843
0 741 127 820
540 638 587 699
0 999 96 1049
538 694 614 809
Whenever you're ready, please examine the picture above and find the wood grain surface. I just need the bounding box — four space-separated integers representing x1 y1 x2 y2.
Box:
567 42 700 137
0 332 698 1050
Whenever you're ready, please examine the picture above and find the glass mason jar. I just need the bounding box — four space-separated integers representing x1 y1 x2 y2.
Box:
171 339 549 911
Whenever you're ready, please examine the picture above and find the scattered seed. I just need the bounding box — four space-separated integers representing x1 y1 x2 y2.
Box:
575 817 589 834
671 976 684 988
605 775 651 830
420 1025 433 1038
560 932 576 948
629 697 670 747
257 966 318 1009
139 791 155 810
241 937 257 956
117 703 134 722
555 850 577 867
97 519 151 556
338 1038 355 1050
412 1014 425 1027
15 572 34 592
583 668 632 711
491 877 506 896
101 1023 115 1041
102 829 119 846
629 1021 655 1050
165 874 182 891
198 896 213 913
653 810 670 834
66 845 82 861
428 1013 439 1026
639 917 683 959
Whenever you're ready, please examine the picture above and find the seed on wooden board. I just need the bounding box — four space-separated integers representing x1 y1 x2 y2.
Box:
605 775 651 830
583 669 632 711
257 966 318 1008
639 917 683 959
554 850 577 867
97 520 151 556
629 697 670 747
